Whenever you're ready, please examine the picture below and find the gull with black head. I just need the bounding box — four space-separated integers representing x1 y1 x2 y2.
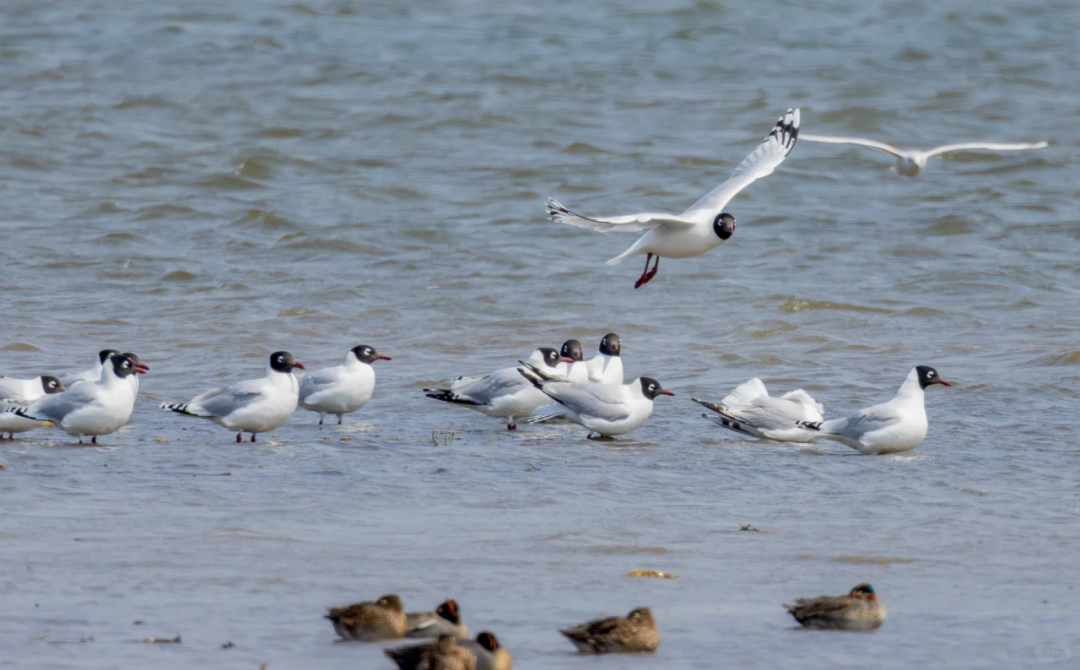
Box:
6 354 141 444
0 374 65 439
160 351 305 443
547 109 799 288
519 362 673 438
424 347 571 430
299 344 390 426
797 366 953 455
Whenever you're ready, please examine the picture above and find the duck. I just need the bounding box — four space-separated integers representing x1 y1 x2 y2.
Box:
560 606 659 653
384 634 476 670
785 582 886 631
325 593 407 642
406 599 468 639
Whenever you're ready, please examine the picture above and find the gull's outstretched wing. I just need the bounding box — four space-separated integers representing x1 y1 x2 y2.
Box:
682 108 800 217
546 199 697 233
921 141 1048 158
799 133 905 158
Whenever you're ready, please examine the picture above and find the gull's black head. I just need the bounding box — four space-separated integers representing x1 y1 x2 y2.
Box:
351 344 390 364
110 354 137 378
270 351 305 373
561 339 584 362
40 375 65 394
639 377 674 400
916 365 952 390
538 347 562 369
599 333 621 357
122 352 150 375
98 349 120 364
713 213 736 240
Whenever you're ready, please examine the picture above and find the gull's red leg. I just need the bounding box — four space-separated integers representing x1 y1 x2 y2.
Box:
634 253 654 289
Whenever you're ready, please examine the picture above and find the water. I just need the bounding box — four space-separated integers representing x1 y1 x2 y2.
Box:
2 0 1078 667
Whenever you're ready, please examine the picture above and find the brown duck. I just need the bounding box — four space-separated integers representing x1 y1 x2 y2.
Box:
785 582 887 631
384 634 477 670
326 593 407 642
560 607 659 653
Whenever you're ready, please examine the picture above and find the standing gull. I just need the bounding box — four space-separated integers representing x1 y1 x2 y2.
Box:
797 366 952 455
299 344 390 426
548 108 800 288
160 351 305 443
424 347 569 430
7 355 142 444
800 133 1047 176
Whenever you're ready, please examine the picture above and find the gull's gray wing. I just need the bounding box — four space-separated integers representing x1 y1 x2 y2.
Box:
468 367 532 404
820 403 900 440
25 384 98 422
543 383 632 422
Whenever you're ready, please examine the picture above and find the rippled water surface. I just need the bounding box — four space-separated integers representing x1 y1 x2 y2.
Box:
2 0 1079 668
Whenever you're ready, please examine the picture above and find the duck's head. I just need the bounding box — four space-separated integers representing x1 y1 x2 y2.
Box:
850 583 878 601
377 594 404 612
436 599 461 624
627 607 655 627
476 631 501 651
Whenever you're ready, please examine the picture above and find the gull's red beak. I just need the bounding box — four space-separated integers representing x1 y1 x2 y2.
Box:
938 379 953 387
561 357 575 363
661 390 675 396
379 354 392 361
293 362 306 370
136 363 150 374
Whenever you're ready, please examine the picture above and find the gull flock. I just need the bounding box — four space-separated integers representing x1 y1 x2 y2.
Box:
0 107 1048 660
2 108 1044 453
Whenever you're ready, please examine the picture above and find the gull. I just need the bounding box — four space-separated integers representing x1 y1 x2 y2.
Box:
527 333 623 424
548 108 800 288
299 344 390 426
0 374 65 439
423 348 569 430
160 351 305 443
519 362 673 438
691 377 823 442
554 340 589 383
6 355 142 444
800 133 1048 176
797 366 952 455
585 333 623 384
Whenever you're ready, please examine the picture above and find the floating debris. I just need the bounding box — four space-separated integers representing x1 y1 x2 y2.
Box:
137 635 181 644
221 640 235 649
740 524 775 534
626 570 678 579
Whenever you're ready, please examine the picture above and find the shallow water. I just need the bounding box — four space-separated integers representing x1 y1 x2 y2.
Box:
2 0 1079 668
